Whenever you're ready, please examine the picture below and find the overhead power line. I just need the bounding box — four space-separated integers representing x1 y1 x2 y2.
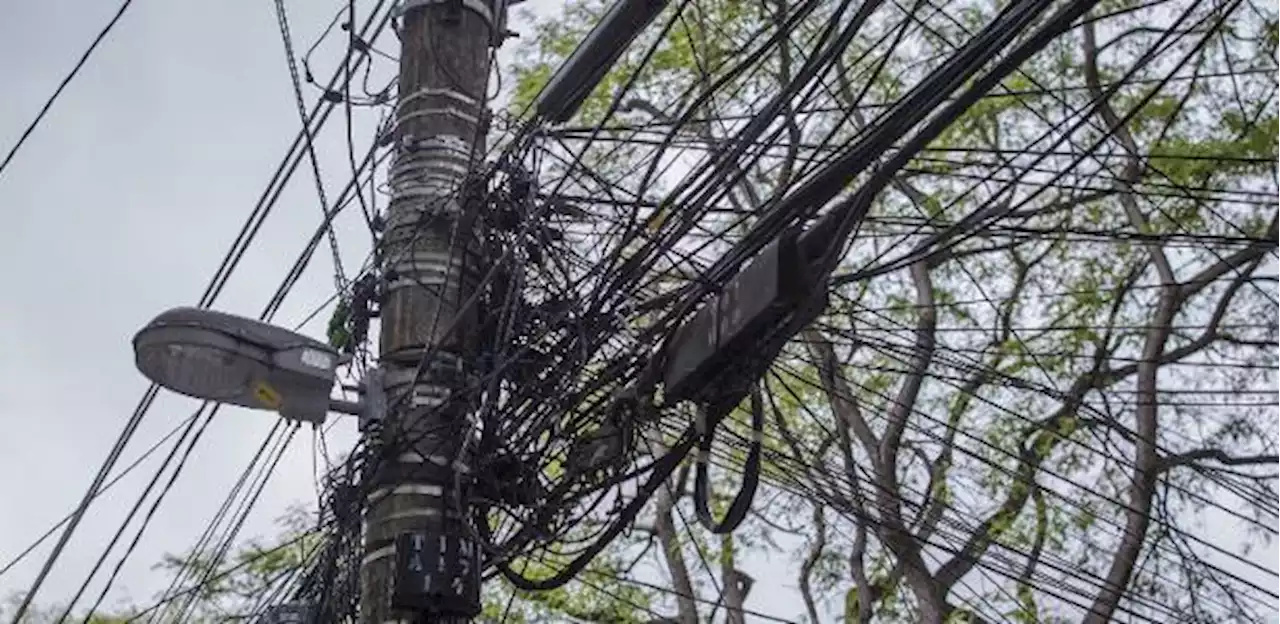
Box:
0 0 134 184
6 4 397 622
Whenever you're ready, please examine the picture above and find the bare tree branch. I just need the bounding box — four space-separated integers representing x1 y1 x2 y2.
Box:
647 438 698 624
1102 251 1267 384
1177 214 1278 303
1083 21 1177 287
804 329 880 456
849 515 875 624
874 261 945 623
720 535 750 624
1081 21 1179 621
1014 483 1048 620
879 261 938 469
798 503 827 624
927 279 1149 594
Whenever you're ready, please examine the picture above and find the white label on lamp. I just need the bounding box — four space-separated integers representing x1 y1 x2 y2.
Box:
300 348 333 370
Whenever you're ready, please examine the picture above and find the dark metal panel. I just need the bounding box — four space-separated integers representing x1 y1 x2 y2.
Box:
662 232 816 403
391 530 482 617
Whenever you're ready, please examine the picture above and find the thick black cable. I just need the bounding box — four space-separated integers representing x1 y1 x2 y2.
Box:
494 0 1075 580
7 383 157 624
165 425 298 623
486 0 1269 613
54 407 210 621
0 411 196 581
143 422 286 623
0 1 133 183
839 1 1262 282
692 386 763 534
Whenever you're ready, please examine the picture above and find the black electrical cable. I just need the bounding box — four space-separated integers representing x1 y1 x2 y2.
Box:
692 386 763 534
344 0 379 245
817 29 1062 275
54 407 210 621
483 0 1105 595
0 1 134 184
476 0 1274 613
208 40 534 617
836 0 1258 283
120 521 331 623
833 0 1278 318
77 410 229 623
142 422 286 623
84 116 386 624
764 341 1280 597
165 425 298 623
504 2 957 421
272 0 349 289
494 0 1044 493
7 383 157 624
200 0 394 308
0 411 196 581
142 0 1269 613
610 0 943 302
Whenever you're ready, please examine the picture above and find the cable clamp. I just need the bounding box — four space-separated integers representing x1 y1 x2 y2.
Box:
396 0 494 30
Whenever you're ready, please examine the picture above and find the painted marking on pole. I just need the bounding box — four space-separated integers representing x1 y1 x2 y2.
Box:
385 508 442 522
363 544 395 567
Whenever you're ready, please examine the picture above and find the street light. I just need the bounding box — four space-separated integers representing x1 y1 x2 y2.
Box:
132 307 353 424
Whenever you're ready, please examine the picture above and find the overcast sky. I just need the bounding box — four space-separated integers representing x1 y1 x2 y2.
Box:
0 0 364 612
0 0 816 620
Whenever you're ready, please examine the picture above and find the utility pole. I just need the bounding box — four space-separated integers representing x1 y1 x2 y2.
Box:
362 0 501 621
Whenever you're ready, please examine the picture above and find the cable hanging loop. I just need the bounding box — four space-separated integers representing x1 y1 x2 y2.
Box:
693 384 764 534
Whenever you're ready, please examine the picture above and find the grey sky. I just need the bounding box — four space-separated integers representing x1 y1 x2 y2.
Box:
0 0 811 619
1 0 363 610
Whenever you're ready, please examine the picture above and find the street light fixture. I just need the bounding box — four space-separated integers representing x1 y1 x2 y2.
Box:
133 307 352 424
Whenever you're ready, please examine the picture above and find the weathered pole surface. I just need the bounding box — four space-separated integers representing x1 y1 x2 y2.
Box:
363 0 497 621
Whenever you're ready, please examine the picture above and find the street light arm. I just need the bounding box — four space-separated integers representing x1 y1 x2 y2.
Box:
328 398 364 417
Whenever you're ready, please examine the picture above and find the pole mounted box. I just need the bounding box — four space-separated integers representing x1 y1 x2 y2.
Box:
663 232 818 403
391 530 482 617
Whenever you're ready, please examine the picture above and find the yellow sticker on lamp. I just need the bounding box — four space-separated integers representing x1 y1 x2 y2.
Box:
252 381 283 410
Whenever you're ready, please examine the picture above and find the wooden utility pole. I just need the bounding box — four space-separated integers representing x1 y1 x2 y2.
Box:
363 0 499 621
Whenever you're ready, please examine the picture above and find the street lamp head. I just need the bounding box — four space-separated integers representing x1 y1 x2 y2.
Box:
133 307 340 424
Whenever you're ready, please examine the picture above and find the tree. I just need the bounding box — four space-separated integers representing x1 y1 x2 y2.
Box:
499 0 1279 621
0 592 134 624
